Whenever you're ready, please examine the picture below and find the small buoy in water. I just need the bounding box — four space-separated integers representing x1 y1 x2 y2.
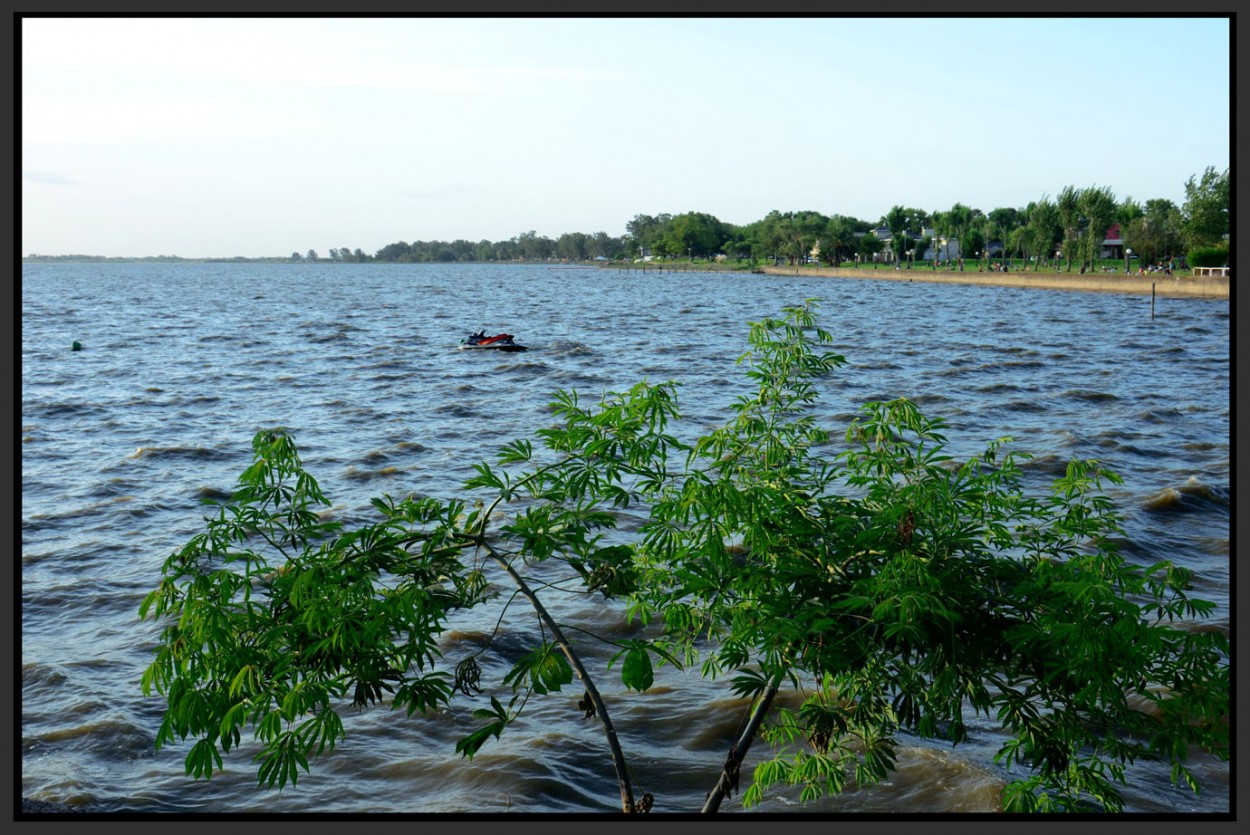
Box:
71 341 82 351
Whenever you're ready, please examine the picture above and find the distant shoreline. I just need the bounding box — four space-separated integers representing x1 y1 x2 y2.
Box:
755 265 1230 300
594 261 1229 300
21 258 1229 300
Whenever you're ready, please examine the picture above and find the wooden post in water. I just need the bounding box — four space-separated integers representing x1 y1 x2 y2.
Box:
1152 283 1156 319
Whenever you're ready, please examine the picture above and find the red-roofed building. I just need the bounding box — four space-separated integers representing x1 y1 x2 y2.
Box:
1101 223 1124 259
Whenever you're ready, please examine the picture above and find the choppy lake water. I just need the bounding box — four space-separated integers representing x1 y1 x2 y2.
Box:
20 261 1230 815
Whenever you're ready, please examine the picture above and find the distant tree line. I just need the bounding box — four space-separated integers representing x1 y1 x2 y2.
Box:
27 169 1227 268
26 169 1227 268
324 167 1224 271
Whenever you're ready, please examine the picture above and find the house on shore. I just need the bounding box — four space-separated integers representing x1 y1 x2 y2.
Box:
1101 223 1125 260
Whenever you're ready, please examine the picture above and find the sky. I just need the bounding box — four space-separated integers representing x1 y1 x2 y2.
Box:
19 15 1233 259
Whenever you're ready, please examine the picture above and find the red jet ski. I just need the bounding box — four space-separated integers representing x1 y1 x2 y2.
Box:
459 330 528 352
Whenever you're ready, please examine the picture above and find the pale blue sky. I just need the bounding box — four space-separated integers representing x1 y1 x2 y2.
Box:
21 16 1232 258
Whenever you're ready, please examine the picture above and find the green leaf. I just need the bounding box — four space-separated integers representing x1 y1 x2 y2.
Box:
185 738 222 780
621 646 654 692
534 646 574 694
498 438 534 463
455 720 505 760
729 667 769 699
504 644 574 695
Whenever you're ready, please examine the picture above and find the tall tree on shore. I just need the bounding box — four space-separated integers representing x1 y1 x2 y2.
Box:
720 228 751 261
1056 186 1082 272
1022 198 1059 271
1007 227 1027 264
556 231 589 261
821 215 862 266
589 231 621 260
961 209 987 267
493 238 520 261
374 242 410 261
884 205 910 266
1115 198 1144 271
625 213 673 258
1078 186 1117 270
931 209 951 262
987 207 1023 262
742 216 781 263
664 212 730 260
515 230 555 261
1181 166 1230 250
793 211 831 264
942 203 974 264
1146 198 1185 263
1116 196 1144 229
857 231 885 264
1125 198 1184 266
752 210 825 265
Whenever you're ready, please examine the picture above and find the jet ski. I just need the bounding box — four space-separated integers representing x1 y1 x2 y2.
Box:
459 330 528 352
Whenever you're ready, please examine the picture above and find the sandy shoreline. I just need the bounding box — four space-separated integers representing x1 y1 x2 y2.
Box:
755 265 1230 300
